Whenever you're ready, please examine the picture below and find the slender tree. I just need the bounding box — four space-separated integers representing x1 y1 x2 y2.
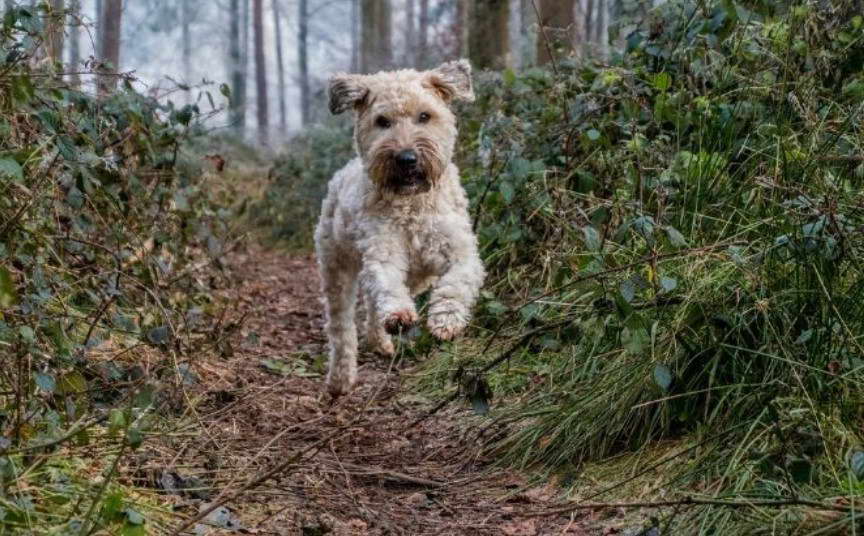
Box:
404 0 415 66
519 0 536 66
181 0 192 91
252 0 268 144
595 0 606 56
455 0 469 59
95 0 102 52
298 0 310 125
242 0 250 88
69 0 80 87
361 0 392 73
98 0 122 95
469 0 508 70
272 0 287 134
229 0 246 132
536 0 575 65
46 0 64 66
350 0 359 71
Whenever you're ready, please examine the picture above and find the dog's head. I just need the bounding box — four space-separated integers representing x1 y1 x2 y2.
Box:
328 60 474 196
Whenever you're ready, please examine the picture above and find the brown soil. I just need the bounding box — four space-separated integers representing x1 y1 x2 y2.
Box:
157 246 612 535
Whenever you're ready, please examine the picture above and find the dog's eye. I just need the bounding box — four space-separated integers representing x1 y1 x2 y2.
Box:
418 112 431 124
375 116 391 129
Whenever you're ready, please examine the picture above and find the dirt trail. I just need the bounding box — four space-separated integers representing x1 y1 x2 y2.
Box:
167 246 603 535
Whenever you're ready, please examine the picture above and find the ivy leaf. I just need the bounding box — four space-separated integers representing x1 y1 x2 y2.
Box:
653 363 673 392
581 226 601 251
795 329 813 345
619 279 636 303
0 157 23 181
850 451 864 479
622 325 648 354
664 226 688 248
146 325 171 345
18 325 35 342
660 276 678 292
125 509 145 525
35 372 55 393
632 216 656 241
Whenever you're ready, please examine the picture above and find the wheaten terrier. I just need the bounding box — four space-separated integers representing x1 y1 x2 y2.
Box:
315 59 485 396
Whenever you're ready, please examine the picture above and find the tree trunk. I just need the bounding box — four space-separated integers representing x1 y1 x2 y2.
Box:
455 0 469 59
69 0 80 87
469 0 509 70
182 0 192 91
273 0 288 133
252 0 268 145
242 0 250 98
418 0 431 64
47 0 64 66
361 0 392 73
98 0 121 95
229 0 246 132
404 0 415 66
536 0 574 65
584 0 594 55
350 0 359 71
298 0 310 125
95 0 102 53
595 0 605 56
519 0 536 66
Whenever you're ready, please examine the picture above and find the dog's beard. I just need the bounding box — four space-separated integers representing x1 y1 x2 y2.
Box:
368 139 445 196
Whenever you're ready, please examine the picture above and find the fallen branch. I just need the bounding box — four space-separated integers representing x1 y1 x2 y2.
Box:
521 496 853 518
327 461 445 488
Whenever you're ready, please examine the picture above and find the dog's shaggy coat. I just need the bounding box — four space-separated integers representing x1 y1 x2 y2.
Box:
316 60 485 396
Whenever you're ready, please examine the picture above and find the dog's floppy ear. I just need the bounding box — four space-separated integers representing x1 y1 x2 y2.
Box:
328 74 369 115
425 59 475 104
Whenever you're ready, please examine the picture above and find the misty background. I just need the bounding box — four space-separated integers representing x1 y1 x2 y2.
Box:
24 0 664 145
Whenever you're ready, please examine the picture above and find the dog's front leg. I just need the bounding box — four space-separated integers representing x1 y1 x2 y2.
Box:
428 237 485 341
359 246 417 335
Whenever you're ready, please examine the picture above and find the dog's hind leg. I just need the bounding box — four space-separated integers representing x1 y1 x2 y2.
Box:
320 255 360 396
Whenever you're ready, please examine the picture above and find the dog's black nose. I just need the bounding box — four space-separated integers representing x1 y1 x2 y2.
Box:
395 149 418 167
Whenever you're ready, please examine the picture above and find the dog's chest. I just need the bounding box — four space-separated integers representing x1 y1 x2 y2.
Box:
399 214 452 276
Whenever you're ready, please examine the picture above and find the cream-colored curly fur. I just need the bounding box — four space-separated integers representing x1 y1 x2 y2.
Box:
315 60 485 396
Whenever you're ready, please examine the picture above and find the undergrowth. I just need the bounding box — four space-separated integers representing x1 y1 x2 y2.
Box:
0 5 240 534
262 0 864 533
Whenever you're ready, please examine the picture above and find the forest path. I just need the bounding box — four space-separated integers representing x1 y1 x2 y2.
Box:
174 244 608 535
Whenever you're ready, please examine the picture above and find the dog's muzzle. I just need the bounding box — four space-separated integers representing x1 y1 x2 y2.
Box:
389 149 431 195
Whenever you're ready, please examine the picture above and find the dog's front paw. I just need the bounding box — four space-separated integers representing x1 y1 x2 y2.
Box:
427 310 468 341
383 309 418 335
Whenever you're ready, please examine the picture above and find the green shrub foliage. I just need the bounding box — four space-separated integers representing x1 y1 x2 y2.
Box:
0 6 233 532
264 0 864 531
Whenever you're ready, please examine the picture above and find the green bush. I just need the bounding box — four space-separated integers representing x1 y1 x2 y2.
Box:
257 1 864 531
0 6 236 533
254 120 353 246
